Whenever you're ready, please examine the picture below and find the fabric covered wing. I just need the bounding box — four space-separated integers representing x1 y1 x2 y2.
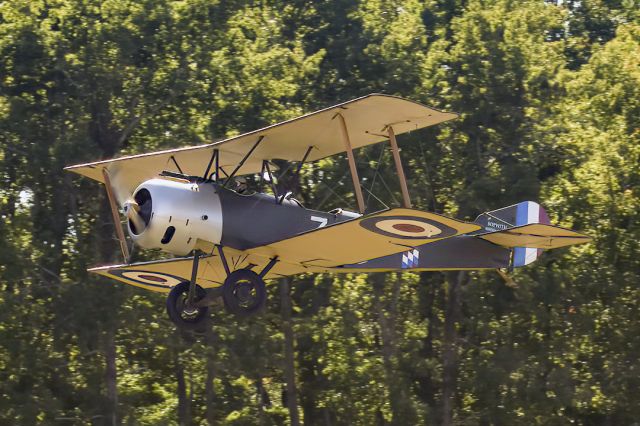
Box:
89 208 481 292
89 249 310 293
477 224 591 249
90 257 217 293
65 94 456 197
246 208 481 268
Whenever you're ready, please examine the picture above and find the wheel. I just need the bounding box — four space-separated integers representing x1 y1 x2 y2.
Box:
222 269 267 317
166 281 209 330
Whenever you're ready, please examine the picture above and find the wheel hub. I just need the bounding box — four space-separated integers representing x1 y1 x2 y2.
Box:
236 282 255 303
182 304 199 316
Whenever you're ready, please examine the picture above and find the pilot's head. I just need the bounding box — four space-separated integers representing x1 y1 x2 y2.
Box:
235 176 247 194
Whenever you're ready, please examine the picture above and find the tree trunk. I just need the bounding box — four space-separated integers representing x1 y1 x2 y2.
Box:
176 349 191 425
372 273 412 425
416 272 438 408
441 271 465 426
256 375 272 425
280 277 301 426
205 326 217 425
104 330 118 426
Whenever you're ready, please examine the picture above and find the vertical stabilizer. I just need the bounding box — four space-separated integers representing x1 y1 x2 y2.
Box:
475 201 551 267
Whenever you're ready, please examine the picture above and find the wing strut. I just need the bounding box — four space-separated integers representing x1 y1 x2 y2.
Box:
102 168 130 263
224 135 265 188
261 160 279 199
295 145 314 176
336 113 366 214
203 149 219 180
387 126 412 208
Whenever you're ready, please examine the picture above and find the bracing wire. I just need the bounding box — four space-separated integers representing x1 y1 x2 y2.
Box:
314 156 352 211
365 143 387 207
361 185 389 210
416 135 436 210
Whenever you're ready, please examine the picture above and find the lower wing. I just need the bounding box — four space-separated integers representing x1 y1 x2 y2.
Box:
89 208 480 292
89 250 310 293
245 207 481 267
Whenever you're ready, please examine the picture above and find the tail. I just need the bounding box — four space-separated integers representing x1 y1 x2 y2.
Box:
475 201 551 267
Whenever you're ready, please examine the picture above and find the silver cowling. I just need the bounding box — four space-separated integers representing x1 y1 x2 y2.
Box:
127 178 223 255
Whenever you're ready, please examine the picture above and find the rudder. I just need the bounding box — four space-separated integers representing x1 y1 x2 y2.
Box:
475 201 551 267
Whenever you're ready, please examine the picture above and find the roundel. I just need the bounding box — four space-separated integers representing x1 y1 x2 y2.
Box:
359 215 457 239
109 269 184 288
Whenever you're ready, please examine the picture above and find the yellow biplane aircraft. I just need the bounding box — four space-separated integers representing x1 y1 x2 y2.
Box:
65 94 590 329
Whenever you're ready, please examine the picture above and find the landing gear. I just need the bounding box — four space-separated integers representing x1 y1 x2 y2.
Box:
165 247 278 329
167 251 210 330
222 269 267 317
166 281 209 330
217 245 275 318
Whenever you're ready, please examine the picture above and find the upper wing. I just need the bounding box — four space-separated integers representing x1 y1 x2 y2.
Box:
65 94 456 196
245 208 481 268
477 223 592 249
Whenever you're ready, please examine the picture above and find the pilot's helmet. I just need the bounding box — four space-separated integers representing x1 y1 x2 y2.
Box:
235 176 247 193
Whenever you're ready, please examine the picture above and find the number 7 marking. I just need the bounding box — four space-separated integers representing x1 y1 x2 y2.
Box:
310 216 328 228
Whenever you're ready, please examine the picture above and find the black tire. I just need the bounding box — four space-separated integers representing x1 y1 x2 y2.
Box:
166 281 209 330
222 269 267 317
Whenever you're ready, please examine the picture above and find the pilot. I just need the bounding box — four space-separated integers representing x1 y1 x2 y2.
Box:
235 176 248 194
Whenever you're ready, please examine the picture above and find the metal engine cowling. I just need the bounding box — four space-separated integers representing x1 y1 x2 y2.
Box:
127 178 223 255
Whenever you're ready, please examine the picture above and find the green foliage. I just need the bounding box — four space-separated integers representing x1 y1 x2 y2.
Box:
0 0 638 424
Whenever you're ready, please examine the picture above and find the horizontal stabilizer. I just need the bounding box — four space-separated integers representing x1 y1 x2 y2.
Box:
477 224 591 249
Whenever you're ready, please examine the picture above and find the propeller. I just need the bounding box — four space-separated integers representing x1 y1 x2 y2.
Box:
102 167 152 263
103 167 152 232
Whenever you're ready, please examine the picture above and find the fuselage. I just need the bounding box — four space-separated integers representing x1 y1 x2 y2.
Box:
126 177 512 271
127 177 360 255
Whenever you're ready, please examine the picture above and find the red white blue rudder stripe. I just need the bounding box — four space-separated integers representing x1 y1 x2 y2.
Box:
513 201 550 267
474 200 551 268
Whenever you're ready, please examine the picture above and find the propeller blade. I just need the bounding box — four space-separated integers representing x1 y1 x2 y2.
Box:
102 168 131 263
106 165 136 207
124 200 146 233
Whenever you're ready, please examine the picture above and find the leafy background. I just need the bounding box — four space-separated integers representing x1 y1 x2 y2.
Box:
0 0 638 424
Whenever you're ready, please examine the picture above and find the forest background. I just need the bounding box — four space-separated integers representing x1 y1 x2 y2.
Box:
0 0 639 424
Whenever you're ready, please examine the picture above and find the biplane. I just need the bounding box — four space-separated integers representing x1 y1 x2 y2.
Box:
65 94 591 329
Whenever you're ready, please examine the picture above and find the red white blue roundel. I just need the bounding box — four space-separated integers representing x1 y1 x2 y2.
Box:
108 269 184 288
359 215 457 239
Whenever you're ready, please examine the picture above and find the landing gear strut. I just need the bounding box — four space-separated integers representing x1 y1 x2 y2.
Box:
165 247 278 329
167 251 210 330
